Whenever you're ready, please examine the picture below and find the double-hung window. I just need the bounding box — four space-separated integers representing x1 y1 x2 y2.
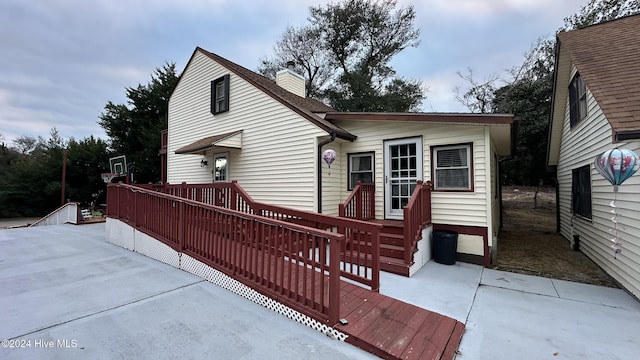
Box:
211 74 230 115
433 144 472 191
348 152 374 190
569 73 587 128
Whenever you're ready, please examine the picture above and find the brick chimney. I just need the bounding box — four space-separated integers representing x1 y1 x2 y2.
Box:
276 61 306 98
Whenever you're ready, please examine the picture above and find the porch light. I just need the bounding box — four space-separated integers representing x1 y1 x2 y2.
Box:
200 159 208 167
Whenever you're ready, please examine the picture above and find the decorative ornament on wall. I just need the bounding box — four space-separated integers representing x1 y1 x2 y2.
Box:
322 149 336 175
593 148 640 258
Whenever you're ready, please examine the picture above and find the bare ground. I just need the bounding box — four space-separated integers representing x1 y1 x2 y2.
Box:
495 186 619 288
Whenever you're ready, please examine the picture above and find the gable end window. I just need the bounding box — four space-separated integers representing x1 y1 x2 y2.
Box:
348 152 374 190
211 74 230 115
571 165 592 219
432 144 473 191
568 73 587 128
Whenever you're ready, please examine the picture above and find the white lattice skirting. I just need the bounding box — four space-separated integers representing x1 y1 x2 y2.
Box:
104 218 348 341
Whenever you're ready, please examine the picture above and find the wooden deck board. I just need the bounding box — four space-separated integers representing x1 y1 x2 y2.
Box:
441 322 466 360
370 302 420 354
385 310 439 358
403 314 456 360
336 280 464 360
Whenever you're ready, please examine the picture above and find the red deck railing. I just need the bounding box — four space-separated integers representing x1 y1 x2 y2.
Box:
107 183 343 324
403 180 433 264
338 181 375 221
137 181 255 214
136 181 381 291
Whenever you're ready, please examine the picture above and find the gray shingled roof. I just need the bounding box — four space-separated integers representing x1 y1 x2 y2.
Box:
558 14 640 140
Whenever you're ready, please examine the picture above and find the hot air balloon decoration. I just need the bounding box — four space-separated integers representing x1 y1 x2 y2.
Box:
593 148 639 257
322 149 336 175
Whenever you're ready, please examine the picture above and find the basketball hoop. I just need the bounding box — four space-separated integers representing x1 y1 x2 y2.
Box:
101 173 117 184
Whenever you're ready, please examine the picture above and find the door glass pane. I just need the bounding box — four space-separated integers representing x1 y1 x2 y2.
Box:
400 158 408 170
392 198 400 209
214 154 228 182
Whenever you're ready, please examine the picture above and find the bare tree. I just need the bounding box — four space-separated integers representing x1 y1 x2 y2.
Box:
453 68 500 113
257 26 332 98
12 135 37 154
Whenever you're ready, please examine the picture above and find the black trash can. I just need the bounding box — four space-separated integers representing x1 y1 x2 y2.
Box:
432 230 458 265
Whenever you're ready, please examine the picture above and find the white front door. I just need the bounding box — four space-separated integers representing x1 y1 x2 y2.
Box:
384 137 422 219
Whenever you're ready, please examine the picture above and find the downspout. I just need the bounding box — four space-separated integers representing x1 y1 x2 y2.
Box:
317 132 336 213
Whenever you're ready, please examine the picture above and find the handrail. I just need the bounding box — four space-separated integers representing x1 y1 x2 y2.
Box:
255 201 381 291
29 202 81 227
156 182 381 292
107 182 344 324
402 180 433 265
139 181 256 214
338 181 375 220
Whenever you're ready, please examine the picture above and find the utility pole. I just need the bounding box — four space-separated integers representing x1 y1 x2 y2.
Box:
61 149 67 206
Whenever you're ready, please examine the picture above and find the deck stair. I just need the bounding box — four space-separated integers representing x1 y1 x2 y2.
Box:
344 219 415 277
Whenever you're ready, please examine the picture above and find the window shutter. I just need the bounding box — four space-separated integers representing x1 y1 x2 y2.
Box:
223 74 230 110
210 80 216 115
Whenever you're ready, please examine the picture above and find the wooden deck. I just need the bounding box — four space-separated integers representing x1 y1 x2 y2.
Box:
337 281 464 360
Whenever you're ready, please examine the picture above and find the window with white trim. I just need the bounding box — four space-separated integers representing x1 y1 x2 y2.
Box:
348 152 374 190
433 144 472 190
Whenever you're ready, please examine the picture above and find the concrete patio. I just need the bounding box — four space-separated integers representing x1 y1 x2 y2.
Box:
2 223 639 359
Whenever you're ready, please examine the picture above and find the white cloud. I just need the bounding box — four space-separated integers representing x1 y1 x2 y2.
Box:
99 66 150 82
420 72 468 113
420 0 583 19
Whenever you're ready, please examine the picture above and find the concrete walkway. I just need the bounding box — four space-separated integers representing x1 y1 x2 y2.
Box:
380 262 640 359
2 224 640 359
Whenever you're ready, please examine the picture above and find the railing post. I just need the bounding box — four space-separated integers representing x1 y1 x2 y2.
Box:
355 181 362 219
368 184 375 220
425 181 432 224
328 235 341 324
371 227 380 292
403 207 411 264
133 186 138 226
181 182 188 199
178 200 185 251
116 185 121 218
230 186 237 211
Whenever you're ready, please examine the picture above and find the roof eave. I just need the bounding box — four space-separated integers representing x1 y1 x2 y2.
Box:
324 112 516 125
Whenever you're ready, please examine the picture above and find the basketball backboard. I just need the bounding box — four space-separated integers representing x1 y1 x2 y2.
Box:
109 155 127 175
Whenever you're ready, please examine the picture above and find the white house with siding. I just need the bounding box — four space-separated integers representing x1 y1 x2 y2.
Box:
167 47 518 269
547 14 640 299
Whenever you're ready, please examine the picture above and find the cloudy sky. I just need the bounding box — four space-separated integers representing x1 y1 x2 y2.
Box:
0 0 587 144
